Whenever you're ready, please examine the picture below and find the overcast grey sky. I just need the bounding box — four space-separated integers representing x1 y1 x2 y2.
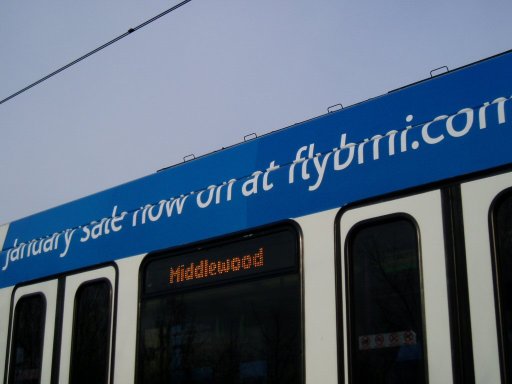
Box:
1 0 511 224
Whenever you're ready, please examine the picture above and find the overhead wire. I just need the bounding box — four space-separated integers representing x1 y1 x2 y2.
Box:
0 0 193 106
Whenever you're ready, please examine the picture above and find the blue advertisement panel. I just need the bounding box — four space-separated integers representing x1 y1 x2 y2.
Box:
1 51 511 288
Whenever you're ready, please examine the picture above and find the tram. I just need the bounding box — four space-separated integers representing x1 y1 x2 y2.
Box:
1 50 512 383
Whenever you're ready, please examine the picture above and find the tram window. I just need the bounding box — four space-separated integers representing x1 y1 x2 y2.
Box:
347 217 426 384
8 294 46 384
137 227 302 384
492 191 512 381
69 280 112 384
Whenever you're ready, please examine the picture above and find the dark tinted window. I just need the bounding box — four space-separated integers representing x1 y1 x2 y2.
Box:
347 217 426 384
137 227 302 384
8 294 46 384
492 191 512 381
69 280 112 384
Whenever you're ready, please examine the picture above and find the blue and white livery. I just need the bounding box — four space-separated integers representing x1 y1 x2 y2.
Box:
1 50 512 384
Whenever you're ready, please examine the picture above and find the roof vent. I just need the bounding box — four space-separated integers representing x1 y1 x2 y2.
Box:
244 133 257 141
328 103 343 113
430 66 449 77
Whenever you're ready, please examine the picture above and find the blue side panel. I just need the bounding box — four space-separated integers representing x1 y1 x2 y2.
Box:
1 51 512 288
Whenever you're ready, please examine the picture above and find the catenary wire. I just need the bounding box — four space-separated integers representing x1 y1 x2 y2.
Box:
0 0 193 106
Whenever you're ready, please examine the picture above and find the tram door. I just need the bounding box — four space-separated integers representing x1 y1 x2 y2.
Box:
462 171 512 384
58 266 117 384
5 280 58 384
4 265 116 384
338 191 454 383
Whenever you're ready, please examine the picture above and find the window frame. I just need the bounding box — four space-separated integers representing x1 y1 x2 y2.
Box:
341 211 429 384
68 278 113 384
489 187 512 384
135 221 305 384
7 292 47 384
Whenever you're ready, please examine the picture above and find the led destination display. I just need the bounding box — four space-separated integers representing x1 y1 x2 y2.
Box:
144 227 298 294
169 247 265 284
